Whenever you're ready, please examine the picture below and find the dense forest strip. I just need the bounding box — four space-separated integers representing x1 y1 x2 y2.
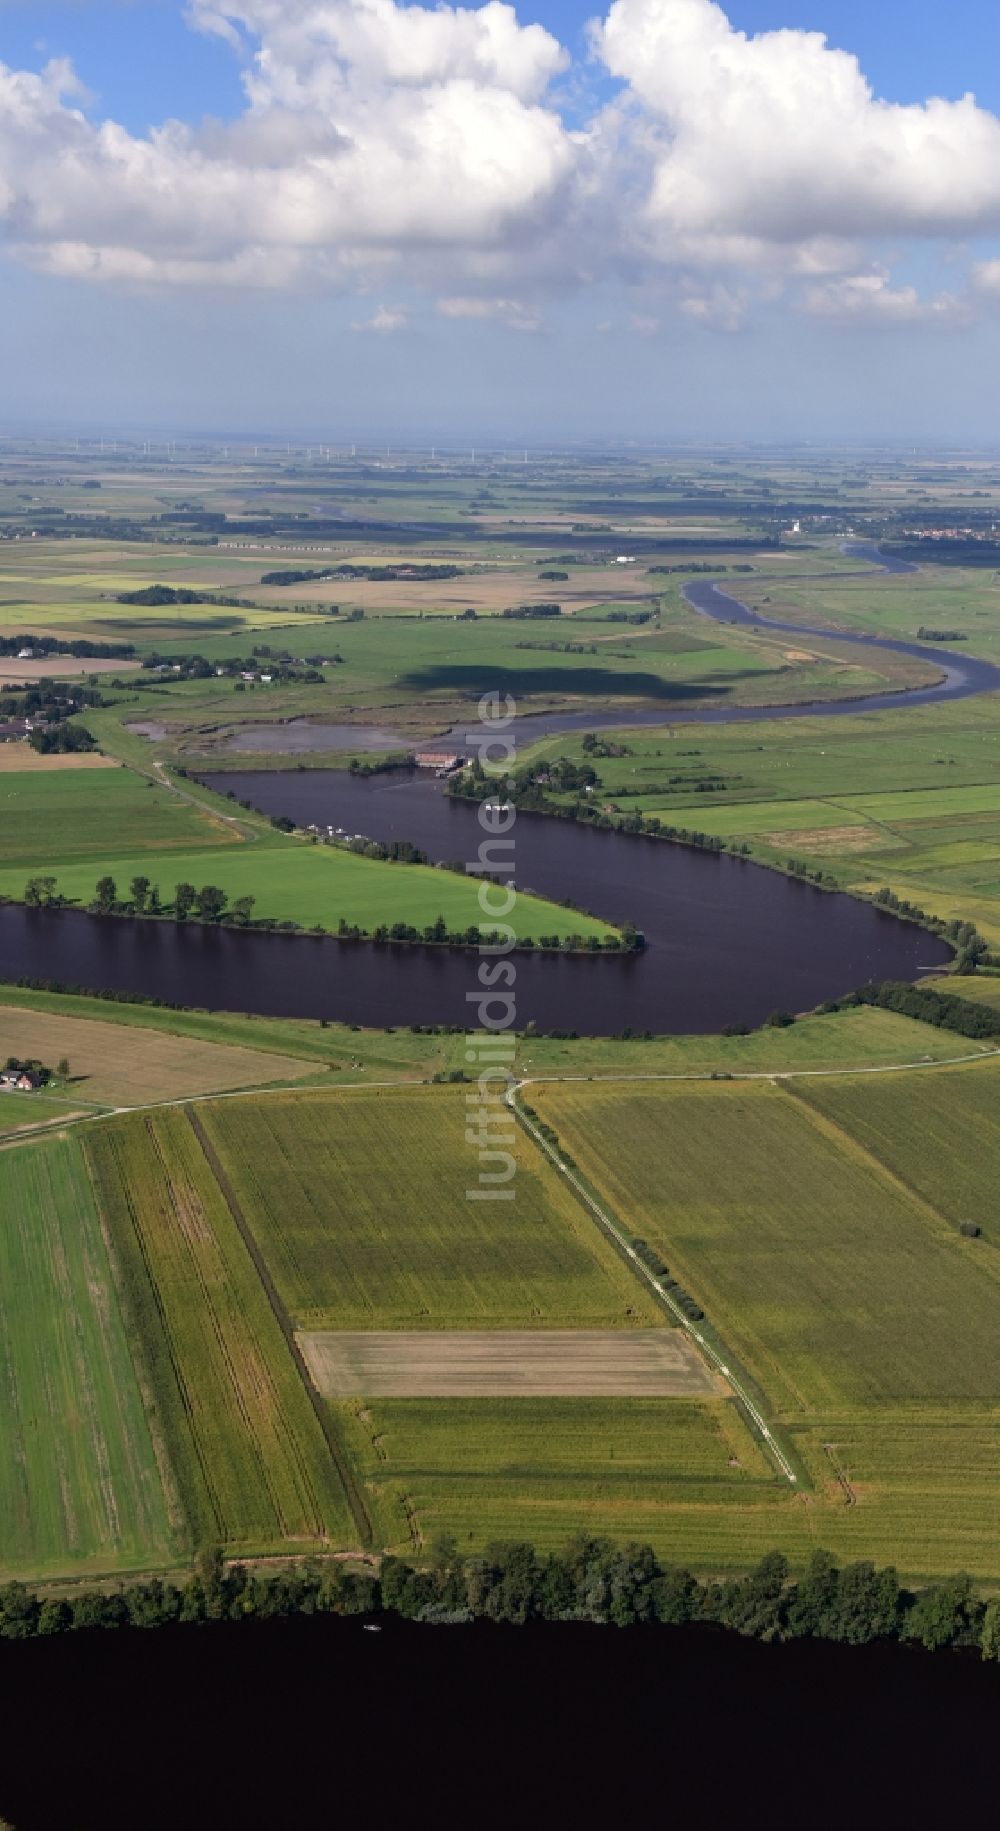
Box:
185 1109 373 1547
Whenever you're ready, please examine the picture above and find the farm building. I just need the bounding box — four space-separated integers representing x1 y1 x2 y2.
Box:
0 1069 42 1092
414 752 464 774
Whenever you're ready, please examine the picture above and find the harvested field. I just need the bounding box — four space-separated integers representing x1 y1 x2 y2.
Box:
299 1329 720 1397
0 748 118 773
0 1003 315 1106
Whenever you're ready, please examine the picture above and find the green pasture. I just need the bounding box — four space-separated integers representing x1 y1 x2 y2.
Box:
0 764 231 868
0 1135 172 1577
0 826 614 941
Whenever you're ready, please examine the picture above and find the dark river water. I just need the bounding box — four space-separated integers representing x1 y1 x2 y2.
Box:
0 766 946 1034
0 1615 994 1830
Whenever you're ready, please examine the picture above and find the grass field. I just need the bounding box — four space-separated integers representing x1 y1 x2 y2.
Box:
0 981 974 1076
0 765 231 868
85 1108 359 1554
794 1059 1000 1248
0 1136 173 1578
0 1089 90 1138
0 827 611 944
199 1086 660 1330
0 1002 317 1105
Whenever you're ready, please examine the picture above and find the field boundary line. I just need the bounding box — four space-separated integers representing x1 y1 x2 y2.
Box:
507 1083 801 1488
185 1109 374 1549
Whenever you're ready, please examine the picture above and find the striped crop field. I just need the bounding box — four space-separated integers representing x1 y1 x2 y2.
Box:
530 1077 1000 1412
85 1108 361 1556
793 1059 1000 1247
333 1396 807 1564
526 1072 1000 1580
0 1135 173 1577
198 1086 660 1331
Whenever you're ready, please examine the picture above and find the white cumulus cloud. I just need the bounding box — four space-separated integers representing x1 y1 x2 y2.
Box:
0 0 997 333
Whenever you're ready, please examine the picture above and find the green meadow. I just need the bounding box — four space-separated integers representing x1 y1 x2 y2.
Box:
0 1136 173 1578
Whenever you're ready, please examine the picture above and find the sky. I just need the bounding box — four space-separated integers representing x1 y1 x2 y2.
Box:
2 0 1000 443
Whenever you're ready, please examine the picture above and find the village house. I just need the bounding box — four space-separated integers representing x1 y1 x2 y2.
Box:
0 1068 42 1092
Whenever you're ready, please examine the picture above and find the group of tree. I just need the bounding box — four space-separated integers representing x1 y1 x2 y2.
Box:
29 720 97 755
0 634 134 659
500 602 562 618
116 584 209 606
81 876 255 927
2 1543 1000 1657
867 891 991 970
831 980 1000 1040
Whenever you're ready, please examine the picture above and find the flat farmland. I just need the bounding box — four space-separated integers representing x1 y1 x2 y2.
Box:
299 1329 719 1396
530 1078 1000 1412
0 748 118 774
0 1136 172 1577
0 765 232 870
333 1396 816 1563
795 1060 1000 1248
789 1411 1000 1580
85 1108 358 1554
0 828 613 943
0 1002 315 1106
200 1086 660 1330
0 1090 89 1138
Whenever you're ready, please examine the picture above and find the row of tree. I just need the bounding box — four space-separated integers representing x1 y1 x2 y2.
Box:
832 979 1000 1039
2 1543 999 1656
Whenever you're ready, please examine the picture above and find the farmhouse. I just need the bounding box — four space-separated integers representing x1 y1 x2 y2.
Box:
414 751 464 774
0 1069 42 1092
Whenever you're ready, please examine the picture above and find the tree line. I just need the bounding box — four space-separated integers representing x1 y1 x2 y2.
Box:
831 980 1000 1039
2 1542 999 1657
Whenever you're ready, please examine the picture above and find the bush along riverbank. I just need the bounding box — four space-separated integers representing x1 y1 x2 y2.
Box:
3 1543 1000 1657
9 875 640 955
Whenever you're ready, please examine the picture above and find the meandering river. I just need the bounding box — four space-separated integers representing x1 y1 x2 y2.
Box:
1 551 975 1030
